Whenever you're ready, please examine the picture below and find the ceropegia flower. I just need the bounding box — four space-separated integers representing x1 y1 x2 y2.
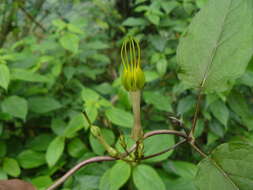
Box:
121 36 145 91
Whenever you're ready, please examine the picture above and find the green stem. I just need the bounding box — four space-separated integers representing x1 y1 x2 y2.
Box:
130 91 143 141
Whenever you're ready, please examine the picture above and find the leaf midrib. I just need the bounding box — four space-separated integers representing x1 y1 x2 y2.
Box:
209 158 240 190
201 0 233 88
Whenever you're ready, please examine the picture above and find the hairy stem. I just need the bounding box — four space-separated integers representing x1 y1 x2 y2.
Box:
130 91 143 141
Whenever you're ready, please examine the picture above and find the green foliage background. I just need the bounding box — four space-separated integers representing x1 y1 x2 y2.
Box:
0 0 253 189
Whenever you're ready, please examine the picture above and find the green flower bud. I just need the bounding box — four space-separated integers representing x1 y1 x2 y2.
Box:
121 37 145 91
90 125 101 137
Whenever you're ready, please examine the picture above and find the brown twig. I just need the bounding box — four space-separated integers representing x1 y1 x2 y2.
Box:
144 129 187 139
47 156 116 190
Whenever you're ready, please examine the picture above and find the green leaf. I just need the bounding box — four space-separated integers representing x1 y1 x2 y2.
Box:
156 58 167 76
60 32 79 53
89 128 115 155
195 143 253 190
177 0 253 93
161 1 180 14
145 12 160 25
228 92 253 130
85 102 98 123
99 161 131 190
17 150 46 169
177 95 196 115
28 97 61 113
32 176 53 189
105 107 133 128
209 100 229 127
1 96 28 120
26 134 53 151
165 161 197 179
11 69 49 82
144 71 159 82
64 113 88 138
0 64 10 90
133 165 166 190
3 158 20 177
67 137 87 158
144 134 175 162
122 17 148 26
81 88 100 102
46 136 65 167
209 120 225 137
143 91 172 112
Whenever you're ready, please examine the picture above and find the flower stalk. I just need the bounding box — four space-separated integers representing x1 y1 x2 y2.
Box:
130 91 143 141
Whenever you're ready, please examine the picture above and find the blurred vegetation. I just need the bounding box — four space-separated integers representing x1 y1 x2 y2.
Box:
0 0 253 189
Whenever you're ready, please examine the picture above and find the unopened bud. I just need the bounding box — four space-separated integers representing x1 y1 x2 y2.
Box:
121 37 145 91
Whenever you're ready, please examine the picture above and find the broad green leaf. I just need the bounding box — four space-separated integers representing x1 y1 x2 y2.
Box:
11 69 49 82
144 71 159 82
28 97 61 113
85 102 98 123
177 95 196 115
209 120 225 137
67 137 87 158
32 176 53 189
17 150 45 169
145 12 160 25
46 136 65 167
60 32 79 53
105 107 133 128
81 88 100 102
26 134 53 151
122 17 148 26
164 161 197 179
64 113 88 138
228 92 253 130
143 91 172 112
133 165 166 190
209 100 229 127
99 161 131 190
1 96 28 120
161 1 180 14
51 119 66 136
3 158 20 177
195 143 253 190
144 134 175 162
0 64 10 90
156 58 167 76
109 161 131 188
177 0 253 93
164 177 197 190
89 128 115 155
